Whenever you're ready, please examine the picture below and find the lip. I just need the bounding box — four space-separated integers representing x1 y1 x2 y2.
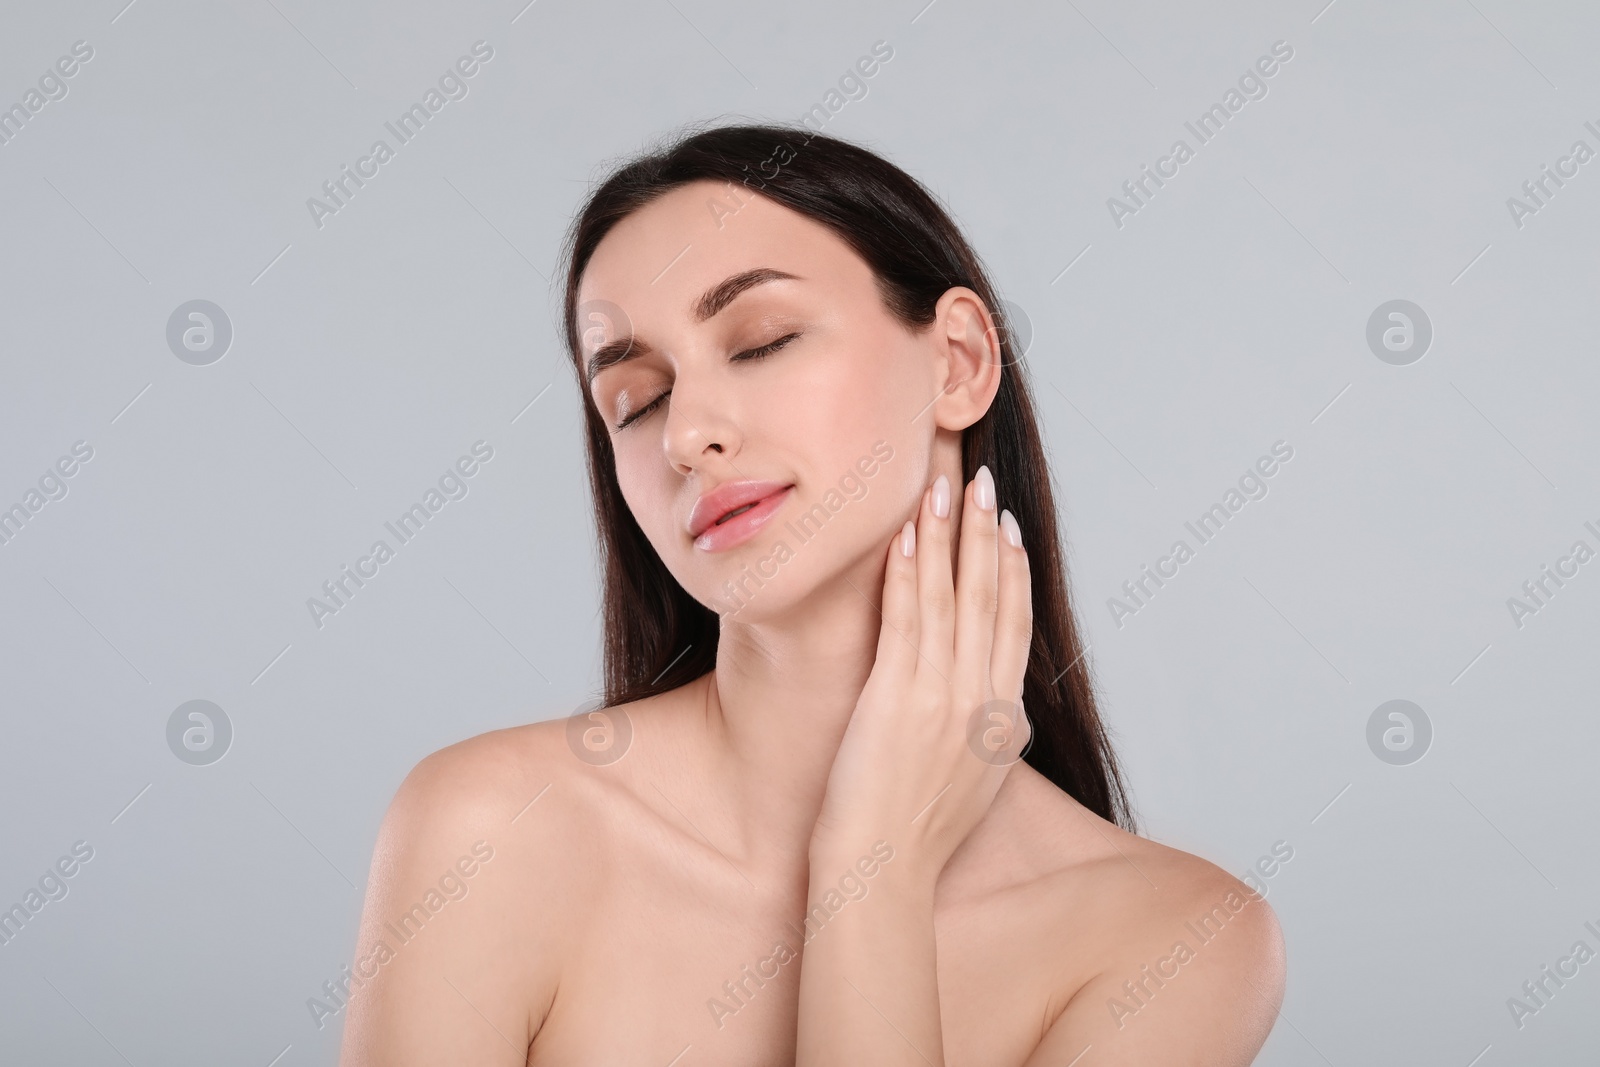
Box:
688 481 794 552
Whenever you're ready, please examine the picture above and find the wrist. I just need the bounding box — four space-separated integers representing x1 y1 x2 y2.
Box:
807 827 886 872
807 835 937 903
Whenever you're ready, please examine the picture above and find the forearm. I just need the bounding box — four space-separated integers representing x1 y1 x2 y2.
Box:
794 841 945 1067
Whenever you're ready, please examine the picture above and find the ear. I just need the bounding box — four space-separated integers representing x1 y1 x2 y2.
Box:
928 286 1003 432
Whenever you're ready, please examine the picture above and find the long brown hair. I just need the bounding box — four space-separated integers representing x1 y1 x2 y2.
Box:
557 121 1135 830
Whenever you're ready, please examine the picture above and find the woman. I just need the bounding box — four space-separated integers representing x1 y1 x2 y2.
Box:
339 123 1286 1066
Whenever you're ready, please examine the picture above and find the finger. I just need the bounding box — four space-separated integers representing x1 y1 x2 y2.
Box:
873 504 923 675
952 465 1000 691
989 506 1033 705
915 472 957 679
1004 698 1032 765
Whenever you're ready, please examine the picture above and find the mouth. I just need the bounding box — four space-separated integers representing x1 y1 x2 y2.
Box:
690 484 794 553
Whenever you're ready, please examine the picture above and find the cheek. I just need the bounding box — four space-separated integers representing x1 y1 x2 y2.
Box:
770 331 921 447
777 343 931 537
613 446 679 549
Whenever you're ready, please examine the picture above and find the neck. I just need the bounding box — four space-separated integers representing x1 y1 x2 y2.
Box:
703 551 885 866
701 487 967 872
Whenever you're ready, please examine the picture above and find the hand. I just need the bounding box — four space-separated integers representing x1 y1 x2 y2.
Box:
811 465 1033 881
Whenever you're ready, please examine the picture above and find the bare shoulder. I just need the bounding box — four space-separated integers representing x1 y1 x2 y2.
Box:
978 767 1287 1066
377 681 688 856
337 697 666 1066
367 692 677 908
387 712 599 828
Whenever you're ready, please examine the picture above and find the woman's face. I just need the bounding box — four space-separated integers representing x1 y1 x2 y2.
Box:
578 179 967 620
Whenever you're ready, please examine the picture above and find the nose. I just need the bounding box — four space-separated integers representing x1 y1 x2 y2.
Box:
662 364 742 476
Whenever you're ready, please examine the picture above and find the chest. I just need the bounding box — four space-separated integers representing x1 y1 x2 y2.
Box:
526 874 1063 1067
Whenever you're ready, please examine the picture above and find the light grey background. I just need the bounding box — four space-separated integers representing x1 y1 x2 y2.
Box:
2 0 1597 1063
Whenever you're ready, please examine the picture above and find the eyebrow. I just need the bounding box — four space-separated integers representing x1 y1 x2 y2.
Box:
693 267 798 322
584 267 800 384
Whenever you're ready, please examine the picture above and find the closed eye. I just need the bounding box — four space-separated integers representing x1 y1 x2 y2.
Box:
612 390 669 433
612 331 803 432
731 331 801 362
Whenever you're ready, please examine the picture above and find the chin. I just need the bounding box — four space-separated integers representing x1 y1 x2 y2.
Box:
700 525 891 625
697 547 807 623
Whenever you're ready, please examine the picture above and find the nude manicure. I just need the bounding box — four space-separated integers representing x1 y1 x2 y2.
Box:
1000 509 1022 548
900 519 916 557
931 474 950 518
975 465 995 511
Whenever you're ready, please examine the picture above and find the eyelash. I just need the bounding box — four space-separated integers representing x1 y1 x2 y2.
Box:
612 332 802 432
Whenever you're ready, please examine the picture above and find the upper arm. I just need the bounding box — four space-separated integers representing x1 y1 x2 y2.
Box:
1023 873 1287 1067
337 732 571 1067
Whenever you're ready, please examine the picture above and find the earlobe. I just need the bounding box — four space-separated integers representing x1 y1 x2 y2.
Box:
930 287 1003 432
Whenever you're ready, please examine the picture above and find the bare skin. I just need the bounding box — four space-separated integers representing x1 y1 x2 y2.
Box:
338 179 1286 1066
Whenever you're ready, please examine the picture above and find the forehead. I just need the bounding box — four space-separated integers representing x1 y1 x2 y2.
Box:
577 179 870 332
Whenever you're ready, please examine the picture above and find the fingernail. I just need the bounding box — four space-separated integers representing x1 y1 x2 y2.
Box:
900 519 916 557
975 465 996 511
1000 508 1022 548
931 474 950 519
